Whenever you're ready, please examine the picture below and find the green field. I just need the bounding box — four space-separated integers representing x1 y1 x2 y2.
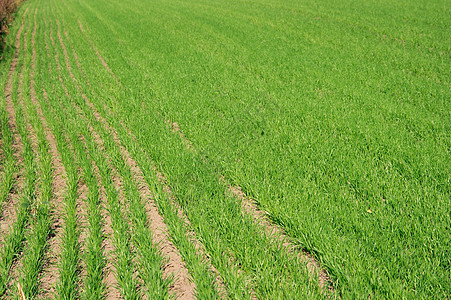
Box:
0 0 449 298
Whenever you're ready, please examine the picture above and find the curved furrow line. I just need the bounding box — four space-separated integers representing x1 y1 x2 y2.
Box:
0 113 22 245
0 115 19 214
81 139 119 299
76 20 120 85
149 160 229 298
170 120 335 294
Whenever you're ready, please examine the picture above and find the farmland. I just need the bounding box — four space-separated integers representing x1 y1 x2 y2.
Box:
0 0 449 298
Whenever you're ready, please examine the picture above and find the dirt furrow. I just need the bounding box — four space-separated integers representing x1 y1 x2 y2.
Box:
90 113 227 297
0 136 24 247
76 19 119 84
120 141 196 299
84 99 226 298
75 176 90 292
167 121 196 153
153 165 228 298
229 181 333 291
33 88 65 299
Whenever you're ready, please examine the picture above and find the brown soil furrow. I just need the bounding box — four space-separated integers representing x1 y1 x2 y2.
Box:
63 27 86 83
167 121 196 153
76 19 119 83
120 142 196 299
171 123 334 293
0 7 28 247
229 182 332 292
152 165 228 298
0 158 23 247
83 107 226 297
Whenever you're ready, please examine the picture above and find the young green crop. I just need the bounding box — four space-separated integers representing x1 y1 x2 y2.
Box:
55 0 449 297
1 0 448 298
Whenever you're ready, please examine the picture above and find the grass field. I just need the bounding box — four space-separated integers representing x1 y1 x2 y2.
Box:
0 0 449 298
